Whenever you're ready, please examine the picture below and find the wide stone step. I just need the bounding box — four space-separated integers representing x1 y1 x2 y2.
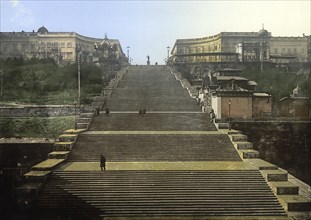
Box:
33 170 286 218
279 195 311 211
234 141 253 150
58 134 78 142
230 134 248 142
261 170 288 182
244 159 279 170
80 112 94 118
238 149 260 159
54 141 74 151
24 170 51 182
76 122 89 129
63 129 86 134
68 134 241 162
77 117 92 123
48 151 70 160
31 159 64 171
88 113 217 131
269 181 299 195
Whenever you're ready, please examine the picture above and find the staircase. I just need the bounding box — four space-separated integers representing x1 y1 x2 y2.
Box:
68 133 241 162
34 170 287 219
105 66 200 111
30 65 290 219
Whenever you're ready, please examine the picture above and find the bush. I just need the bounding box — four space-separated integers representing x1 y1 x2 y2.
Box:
1 58 105 105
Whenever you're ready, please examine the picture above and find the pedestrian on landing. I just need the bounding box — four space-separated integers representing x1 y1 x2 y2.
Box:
100 154 106 171
95 107 100 116
209 109 216 122
105 108 110 116
139 108 143 116
142 108 146 116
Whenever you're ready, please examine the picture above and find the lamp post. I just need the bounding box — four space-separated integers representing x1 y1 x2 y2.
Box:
166 46 170 64
76 45 82 130
228 99 232 130
126 46 130 64
74 102 77 130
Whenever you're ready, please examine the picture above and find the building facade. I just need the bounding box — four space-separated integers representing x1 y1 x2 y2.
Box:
269 36 309 63
208 69 272 119
0 26 127 64
171 28 310 64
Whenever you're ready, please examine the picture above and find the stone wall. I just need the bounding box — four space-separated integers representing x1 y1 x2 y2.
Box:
0 105 81 117
232 121 311 185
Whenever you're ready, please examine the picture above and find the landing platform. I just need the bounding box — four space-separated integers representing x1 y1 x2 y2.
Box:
58 161 254 171
83 130 221 135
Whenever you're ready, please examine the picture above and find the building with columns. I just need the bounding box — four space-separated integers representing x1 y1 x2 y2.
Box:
0 26 127 64
171 28 310 64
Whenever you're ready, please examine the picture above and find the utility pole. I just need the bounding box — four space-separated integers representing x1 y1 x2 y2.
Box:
0 70 3 98
77 53 81 106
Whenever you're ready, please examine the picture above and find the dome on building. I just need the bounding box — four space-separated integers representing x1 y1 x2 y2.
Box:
258 24 268 36
259 28 268 34
37 26 48 34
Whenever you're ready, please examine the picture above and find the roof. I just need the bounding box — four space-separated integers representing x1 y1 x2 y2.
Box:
217 69 242 72
216 86 250 92
216 76 248 81
37 26 48 34
280 96 309 102
253 93 270 97
247 81 258 86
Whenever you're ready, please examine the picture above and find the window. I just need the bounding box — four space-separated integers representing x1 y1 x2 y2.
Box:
274 48 278 54
60 42 65 47
67 52 73 59
67 42 72 48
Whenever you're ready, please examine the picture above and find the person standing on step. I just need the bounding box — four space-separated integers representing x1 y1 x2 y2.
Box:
142 108 146 116
105 108 110 116
95 107 100 116
139 108 143 116
100 154 106 171
209 109 216 122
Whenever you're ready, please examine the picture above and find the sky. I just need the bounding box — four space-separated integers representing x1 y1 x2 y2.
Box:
1 0 310 64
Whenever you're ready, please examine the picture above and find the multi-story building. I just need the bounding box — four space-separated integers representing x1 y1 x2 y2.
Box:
269 36 309 63
171 28 309 64
0 26 127 64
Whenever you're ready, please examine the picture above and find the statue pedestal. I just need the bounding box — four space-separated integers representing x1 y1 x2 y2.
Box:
147 61 150 65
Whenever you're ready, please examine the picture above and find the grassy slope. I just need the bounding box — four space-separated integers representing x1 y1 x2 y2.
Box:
0 116 75 138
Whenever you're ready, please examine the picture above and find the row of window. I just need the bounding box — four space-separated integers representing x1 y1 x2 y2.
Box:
273 47 305 54
176 55 236 62
177 44 221 54
40 41 73 48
